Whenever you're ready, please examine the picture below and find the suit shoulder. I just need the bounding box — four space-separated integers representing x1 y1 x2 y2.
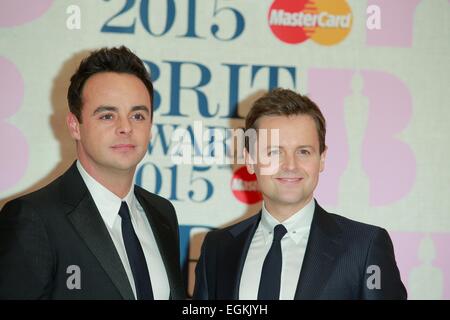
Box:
1 175 65 213
134 185 175 210
326 211 387 242
224 214 259 232
0 182 63 233
204 213 259 242
330 212 382 230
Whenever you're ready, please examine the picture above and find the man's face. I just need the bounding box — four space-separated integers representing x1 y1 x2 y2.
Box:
247 115 326 213
67 72 152 176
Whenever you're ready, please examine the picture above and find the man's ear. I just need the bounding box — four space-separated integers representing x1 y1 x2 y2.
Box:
244 148 256 175
66 112 81 141
319 146 327 173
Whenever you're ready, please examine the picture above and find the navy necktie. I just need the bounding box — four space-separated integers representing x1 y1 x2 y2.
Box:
257 224 287 300
118 201 154 300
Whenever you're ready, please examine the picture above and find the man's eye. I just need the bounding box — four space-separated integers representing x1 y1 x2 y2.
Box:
132 113 145 120
299 149 310 155
99 114 113 120
268 149 280 156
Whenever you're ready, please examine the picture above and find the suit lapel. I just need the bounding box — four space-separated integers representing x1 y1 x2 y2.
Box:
62 163 135 300
294 202 343 299
135 190 183 300
218 214 260 299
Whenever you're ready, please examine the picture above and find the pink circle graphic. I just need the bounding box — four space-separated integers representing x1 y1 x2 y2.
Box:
0 123 29 192
0 0 54 27
0 56 24 117
0 56 29 192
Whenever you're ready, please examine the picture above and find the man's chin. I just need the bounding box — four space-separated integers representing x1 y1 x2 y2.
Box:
276 194 308 206
107 160 139 173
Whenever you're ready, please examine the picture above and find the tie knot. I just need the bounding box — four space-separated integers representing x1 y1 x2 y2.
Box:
118 201 131 221
273 224 287 242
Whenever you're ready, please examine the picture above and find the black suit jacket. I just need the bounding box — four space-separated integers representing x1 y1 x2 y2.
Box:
193 201 407 300
0 163 185 299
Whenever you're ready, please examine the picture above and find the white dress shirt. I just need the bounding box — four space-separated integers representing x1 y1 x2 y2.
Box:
239 198 315 300
76 161 170 299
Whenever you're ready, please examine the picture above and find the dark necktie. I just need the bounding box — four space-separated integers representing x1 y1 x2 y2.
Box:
257 224 287 300
118 201 154 300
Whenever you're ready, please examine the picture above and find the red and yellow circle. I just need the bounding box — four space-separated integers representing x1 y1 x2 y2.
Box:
268 0 353 45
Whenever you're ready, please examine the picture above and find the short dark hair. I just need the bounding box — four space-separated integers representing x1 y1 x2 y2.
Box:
245 88 326 154
67 46 153 122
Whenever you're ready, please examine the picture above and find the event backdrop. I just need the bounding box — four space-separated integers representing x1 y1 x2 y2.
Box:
1 0 449 299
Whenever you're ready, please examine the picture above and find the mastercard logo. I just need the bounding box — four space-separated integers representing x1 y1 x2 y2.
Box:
231 166 262 205
268 0 353 45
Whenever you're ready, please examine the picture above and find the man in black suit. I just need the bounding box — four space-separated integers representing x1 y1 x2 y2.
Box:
0 46 185 299
193 88 406 300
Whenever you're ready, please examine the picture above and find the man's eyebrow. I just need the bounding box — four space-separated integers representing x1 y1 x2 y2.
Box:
265 145 316 151
92 105 150 115
92 106 117 115
131 105 150 114
266 144 313 148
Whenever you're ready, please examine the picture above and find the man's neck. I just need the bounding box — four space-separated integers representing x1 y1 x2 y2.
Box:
78 159 135 199
264 197 313 223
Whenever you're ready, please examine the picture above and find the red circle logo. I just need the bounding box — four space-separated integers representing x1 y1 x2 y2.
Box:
268 0 311 44
231 166 262 204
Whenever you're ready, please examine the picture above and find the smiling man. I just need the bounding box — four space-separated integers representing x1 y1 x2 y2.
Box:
193 88 406 300
0 46 185 299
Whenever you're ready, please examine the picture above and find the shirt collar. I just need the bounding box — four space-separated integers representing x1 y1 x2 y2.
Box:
260 198 315 245
76 160 135 229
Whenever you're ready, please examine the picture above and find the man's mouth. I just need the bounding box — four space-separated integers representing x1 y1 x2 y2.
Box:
275 177 303 184
111 144 136 151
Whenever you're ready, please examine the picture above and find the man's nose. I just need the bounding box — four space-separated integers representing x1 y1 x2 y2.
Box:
282 152 297 171
117 117 132 135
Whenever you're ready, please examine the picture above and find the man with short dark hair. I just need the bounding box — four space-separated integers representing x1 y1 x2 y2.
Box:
193 88 406 300
0 46 185 299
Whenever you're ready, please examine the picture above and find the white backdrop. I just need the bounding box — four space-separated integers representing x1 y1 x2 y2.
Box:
1 0 449 299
